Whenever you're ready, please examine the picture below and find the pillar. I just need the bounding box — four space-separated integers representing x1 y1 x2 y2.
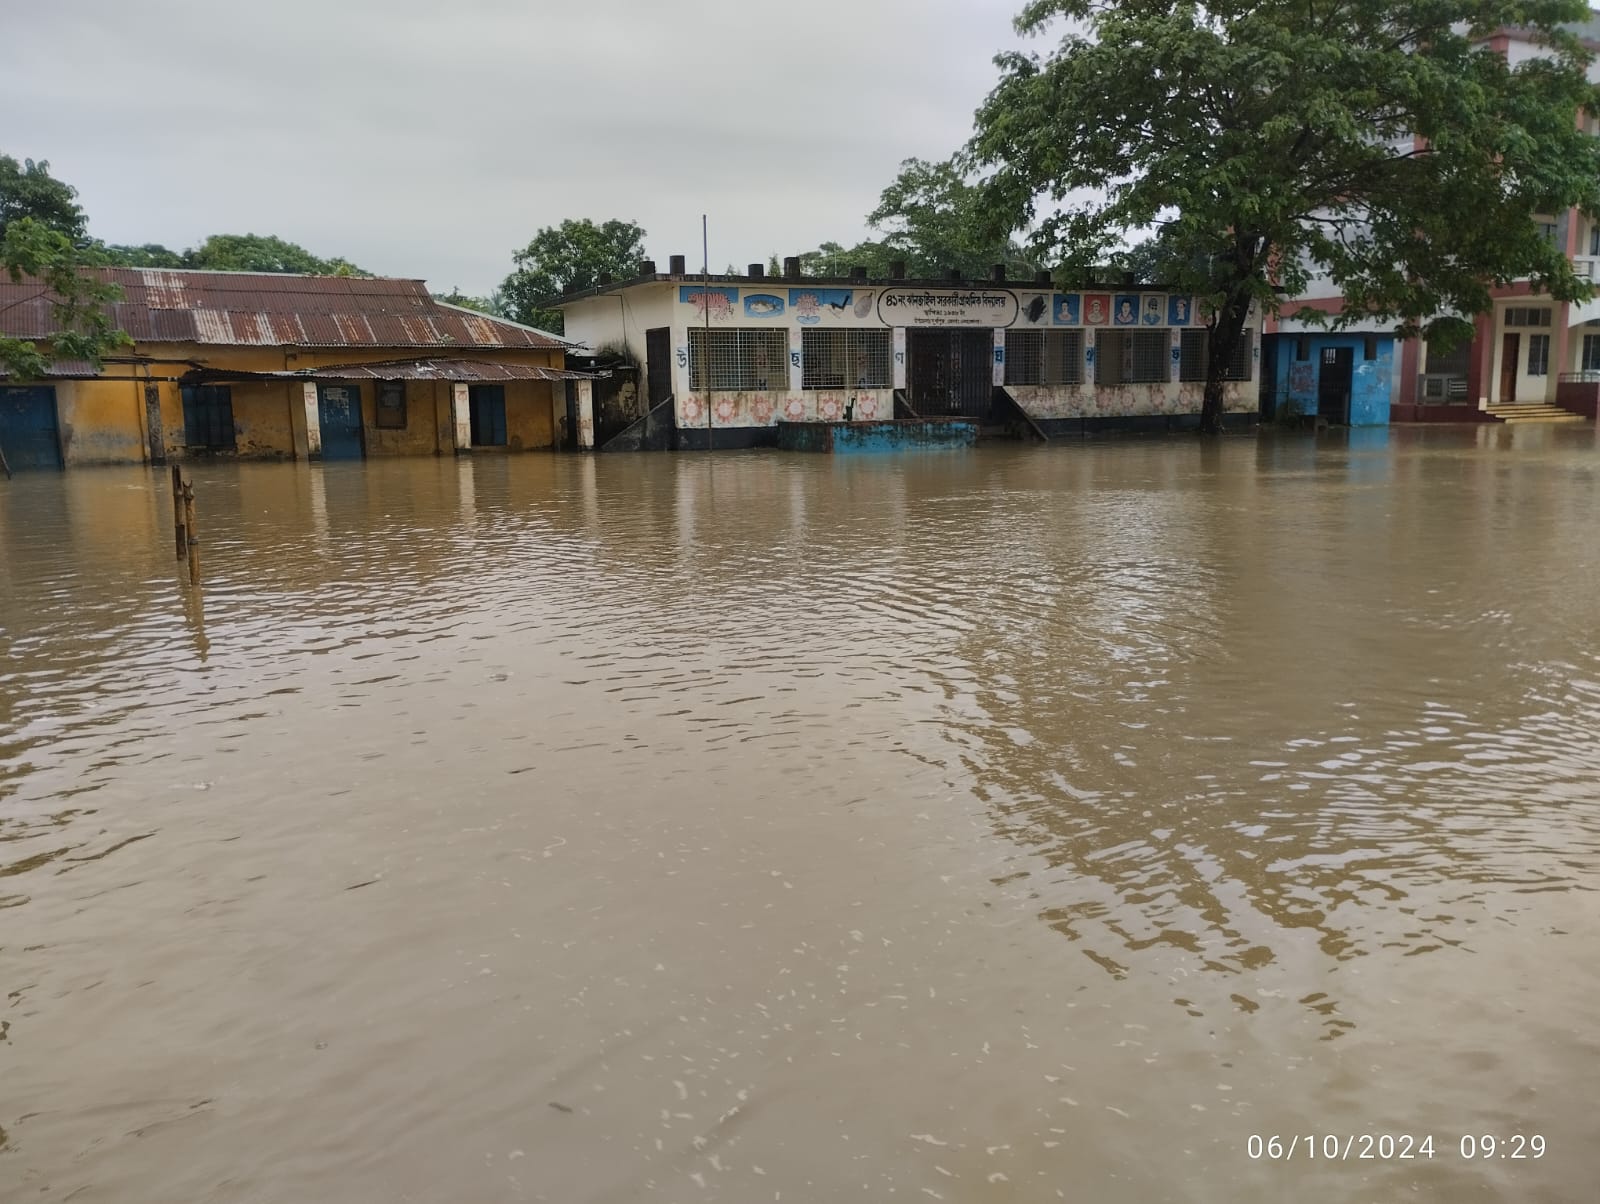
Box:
144 382 165 465
302 382 323 459
576 379 595 449
451 383 471 452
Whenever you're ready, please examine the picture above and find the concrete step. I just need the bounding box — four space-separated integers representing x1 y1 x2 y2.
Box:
1482 404 1588 423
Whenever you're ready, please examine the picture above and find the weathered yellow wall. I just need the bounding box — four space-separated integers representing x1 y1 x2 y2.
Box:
504 380 558 451
29 344 565 463
53 378 147 466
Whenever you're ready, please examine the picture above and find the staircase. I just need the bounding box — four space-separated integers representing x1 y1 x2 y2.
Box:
1482 401 1587 424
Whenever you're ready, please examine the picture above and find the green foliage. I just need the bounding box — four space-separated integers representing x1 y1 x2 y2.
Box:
969 0 1600 430
499 218 647 334
94 233 368 275
868 157 1036 277
181 233 368 275
790 159 1036 279
432 288 503 315
2 218 129 380
0 155 86 242
96 242 184 268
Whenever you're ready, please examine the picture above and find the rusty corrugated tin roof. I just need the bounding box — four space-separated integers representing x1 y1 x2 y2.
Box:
0 359 102 379
185 357 595 384
0 269 569 351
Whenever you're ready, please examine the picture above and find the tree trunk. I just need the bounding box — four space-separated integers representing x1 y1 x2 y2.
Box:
1200 291 1253 436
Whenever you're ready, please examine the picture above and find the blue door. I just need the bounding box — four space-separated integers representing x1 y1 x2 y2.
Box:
318 383 365 460
0 386 63 470
468 385 507 446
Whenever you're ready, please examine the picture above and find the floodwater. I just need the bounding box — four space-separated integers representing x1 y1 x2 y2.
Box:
2 426 1598 1204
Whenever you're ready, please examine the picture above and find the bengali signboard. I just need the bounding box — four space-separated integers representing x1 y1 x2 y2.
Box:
876 287 1019 328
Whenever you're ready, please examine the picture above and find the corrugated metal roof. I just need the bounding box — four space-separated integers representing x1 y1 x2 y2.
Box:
186 357 595 384
0 269 570 351
0 359 101 379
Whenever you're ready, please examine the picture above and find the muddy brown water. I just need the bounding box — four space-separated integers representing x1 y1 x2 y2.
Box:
2 427 1598 1203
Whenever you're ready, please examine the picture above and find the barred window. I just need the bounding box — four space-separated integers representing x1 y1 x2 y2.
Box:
1096 330 1169 385
801 329 893 389
1179 330 1208 381
689 328 789 391
1224 329 1254 381
1005 330 1083 385
1177 330 1254 381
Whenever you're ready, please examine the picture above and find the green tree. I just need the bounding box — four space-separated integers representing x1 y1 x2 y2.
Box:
0 155 86 241
1 153 125 384
180 233 368 275
969 0 1600 433
2 219 128 382
868 157 1035 277
432 287 503 315
499 218 647 334
97 243 184 268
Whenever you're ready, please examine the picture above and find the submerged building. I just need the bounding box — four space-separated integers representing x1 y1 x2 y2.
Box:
0 268 590 468
556 257 1262 449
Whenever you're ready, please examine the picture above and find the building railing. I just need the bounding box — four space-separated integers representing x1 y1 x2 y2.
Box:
1574 257 1598 281
1557 370 1600 384
1417 373 1470 402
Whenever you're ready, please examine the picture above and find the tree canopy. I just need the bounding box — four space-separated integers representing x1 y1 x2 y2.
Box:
499 218 648 334
968 0 1600 431
100 232 369 276
789 158 1036 279
1 154 126 381
0 155 86 242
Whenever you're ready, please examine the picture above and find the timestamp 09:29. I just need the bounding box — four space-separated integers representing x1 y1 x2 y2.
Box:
1246 1134 1547 1161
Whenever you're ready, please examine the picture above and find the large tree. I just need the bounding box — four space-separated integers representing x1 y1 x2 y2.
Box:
969 0 1600 433
789 159 1036 279
1 155 125 382
499 218 647 334
179 233 368 275
0 155 86 241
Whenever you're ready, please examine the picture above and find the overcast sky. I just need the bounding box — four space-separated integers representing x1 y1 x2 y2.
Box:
3 0 1036 295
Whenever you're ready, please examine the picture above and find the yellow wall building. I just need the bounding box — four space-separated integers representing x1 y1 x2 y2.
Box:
0 269 589 469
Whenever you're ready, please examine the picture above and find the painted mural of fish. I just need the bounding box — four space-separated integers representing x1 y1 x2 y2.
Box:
1025 295 1047 323
745 295 785 316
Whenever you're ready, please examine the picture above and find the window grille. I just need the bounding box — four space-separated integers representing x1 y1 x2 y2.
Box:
1295 336 1310 361
1528 333 1550 376
1583 334 1600 371
1505 307 1551 328
1184 329 1203 381
1427 338 1471 376
1004 330 1083 385
689 328 789 391
1224 330 1254 381
801 329 892 389
1095 331 1169 385
180 384 235 450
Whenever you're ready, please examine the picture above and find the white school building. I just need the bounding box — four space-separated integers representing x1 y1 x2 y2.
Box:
556 260 1261 448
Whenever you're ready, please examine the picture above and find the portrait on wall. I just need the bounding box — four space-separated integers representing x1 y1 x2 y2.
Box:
1141 295 1165 326
1113 295 1140 326
1168 295 1192 326
1053 293 1081 325
1083 294 1110 325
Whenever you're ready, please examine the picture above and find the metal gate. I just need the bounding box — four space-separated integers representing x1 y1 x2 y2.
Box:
907 329 995 418
0 386 63 469
318 383 365 460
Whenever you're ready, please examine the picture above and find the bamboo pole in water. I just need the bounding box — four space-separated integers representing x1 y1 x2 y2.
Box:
171 464 186 560
182 480 200 585
0 439 12 480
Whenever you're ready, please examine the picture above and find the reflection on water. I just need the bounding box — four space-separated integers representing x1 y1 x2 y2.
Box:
2 426 1598 1203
